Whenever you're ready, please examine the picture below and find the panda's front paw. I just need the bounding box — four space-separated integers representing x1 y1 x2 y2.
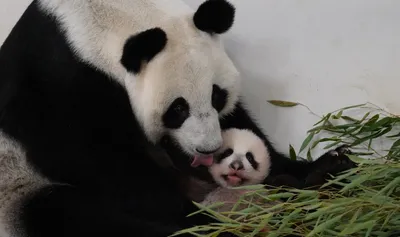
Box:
313 145 357 175
304 145 356 188
327 144 352 157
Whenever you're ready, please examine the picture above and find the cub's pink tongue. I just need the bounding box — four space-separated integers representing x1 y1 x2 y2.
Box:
191 155 214 167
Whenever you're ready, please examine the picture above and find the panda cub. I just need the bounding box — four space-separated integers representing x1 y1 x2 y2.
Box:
199 128 271 210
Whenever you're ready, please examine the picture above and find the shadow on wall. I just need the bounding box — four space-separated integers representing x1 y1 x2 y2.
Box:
223 34 297 153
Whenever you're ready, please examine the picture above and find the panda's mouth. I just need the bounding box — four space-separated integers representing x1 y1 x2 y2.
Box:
222 173 247 186
190 155 214 167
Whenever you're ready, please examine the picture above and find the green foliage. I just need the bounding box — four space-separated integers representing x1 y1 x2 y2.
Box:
173 103 400 237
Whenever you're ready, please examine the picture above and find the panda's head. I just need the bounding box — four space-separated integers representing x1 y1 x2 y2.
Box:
120 0 240 167
209 128 271 188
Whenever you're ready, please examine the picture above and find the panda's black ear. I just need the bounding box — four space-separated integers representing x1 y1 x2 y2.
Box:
193 0 235 34
120 28 167 74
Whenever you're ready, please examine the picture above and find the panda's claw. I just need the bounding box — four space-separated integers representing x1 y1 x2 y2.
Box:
335 144 352 155
314 145 357 174
328 150 339 157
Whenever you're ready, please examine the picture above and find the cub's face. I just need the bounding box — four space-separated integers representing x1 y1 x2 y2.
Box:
209 128 271 188
121 0 239 167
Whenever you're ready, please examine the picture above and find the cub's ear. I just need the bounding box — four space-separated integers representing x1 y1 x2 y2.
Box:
120 28 167 74
193 0 235 34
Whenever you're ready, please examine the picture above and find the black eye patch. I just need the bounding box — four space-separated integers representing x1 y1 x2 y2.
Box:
216 148 233 163
211 84 228 112
162 97 190 129
246 152 259 170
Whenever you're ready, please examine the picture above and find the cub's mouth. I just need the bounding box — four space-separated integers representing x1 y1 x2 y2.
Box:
222 173 248 186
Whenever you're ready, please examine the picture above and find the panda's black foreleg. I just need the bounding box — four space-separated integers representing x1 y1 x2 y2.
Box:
18 184 198 237
304 145 357 189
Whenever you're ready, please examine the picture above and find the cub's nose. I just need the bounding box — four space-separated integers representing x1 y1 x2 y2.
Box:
229 160 244 171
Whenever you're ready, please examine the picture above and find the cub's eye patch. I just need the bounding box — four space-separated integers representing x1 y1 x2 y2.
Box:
216 148 233 163
246 152 259 170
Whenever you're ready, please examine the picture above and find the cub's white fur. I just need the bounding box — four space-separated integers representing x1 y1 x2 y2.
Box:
201 128 271 211
210 128 271 188
38 0 241 155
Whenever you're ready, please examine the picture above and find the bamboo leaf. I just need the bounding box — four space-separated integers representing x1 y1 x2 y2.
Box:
306 214 344 237
346 155 383 164
323 140 342 149
332 110 343 119
289 144 297 161
351 127 392 147
340 103 366 111
307 125 333 133
387 132 400 138
364 114 380 126
267 100 299 107
367 117 394 131
300 132 315 153
307 148 313 161
339 220 376 235
311 137 341 149
341 116 358 122
388 139 400 156
376 177 400 196
357 112 371 124
313 113 332 126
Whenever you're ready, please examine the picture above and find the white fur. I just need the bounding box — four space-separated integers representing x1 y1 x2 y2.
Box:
38 0 241 155
200 129 271 212
209 128 271 188
0 131 50 237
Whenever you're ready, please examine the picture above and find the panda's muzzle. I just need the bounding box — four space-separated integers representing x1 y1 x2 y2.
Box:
195 147 220 155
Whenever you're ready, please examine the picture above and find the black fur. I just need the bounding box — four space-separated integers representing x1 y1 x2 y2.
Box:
246 152 259 170
216 148 234 163
264 145 357 190
120 28 167 74
162 97 190 129
0 1 355 237
193 0 235 34
212 84 228 112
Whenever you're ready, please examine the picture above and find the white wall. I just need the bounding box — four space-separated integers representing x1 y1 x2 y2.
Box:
0 0 32 44
1 0 399 158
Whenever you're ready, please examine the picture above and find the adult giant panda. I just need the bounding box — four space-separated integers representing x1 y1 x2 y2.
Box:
0 0 355 236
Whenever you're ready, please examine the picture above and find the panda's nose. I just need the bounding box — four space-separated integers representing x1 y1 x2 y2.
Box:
229 161 244 171
196 147 220 155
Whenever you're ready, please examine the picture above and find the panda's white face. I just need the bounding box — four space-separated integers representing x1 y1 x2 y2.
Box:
209 128 271 188
127 34 240 165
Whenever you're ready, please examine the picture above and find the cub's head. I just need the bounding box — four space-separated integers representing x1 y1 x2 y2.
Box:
120 0 240 167
209 128 271 188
